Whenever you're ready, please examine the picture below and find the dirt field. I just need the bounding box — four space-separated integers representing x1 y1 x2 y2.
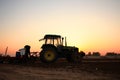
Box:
0 61 120 80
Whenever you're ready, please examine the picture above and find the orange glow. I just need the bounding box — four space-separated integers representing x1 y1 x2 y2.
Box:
0 0 120 56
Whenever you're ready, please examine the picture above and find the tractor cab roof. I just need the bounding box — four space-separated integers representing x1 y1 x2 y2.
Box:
44 34 61 39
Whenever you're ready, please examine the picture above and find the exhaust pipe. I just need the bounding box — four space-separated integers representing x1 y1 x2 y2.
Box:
65 37 67 46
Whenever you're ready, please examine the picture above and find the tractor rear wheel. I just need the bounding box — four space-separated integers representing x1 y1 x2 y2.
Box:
40 48 58 63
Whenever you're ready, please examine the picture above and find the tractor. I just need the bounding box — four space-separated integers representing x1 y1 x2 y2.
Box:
39 34 85 63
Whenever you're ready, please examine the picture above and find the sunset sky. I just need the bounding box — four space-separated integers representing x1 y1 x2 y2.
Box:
0 0 120 56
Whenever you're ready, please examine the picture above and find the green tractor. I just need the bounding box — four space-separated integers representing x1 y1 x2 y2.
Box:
39 34 85 63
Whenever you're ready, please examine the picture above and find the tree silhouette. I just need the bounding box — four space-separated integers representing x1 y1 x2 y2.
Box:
92 52 101 56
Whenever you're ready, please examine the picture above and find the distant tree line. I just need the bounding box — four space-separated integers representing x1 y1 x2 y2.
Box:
87 52 101 56
87 52 120 56
105 52 119 56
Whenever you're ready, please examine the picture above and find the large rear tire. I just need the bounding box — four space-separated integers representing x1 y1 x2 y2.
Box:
40 48 58 63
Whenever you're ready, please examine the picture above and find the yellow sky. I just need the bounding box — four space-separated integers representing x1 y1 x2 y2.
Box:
0 0 120 56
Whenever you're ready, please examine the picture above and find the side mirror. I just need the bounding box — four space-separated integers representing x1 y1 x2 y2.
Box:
39 38 44 41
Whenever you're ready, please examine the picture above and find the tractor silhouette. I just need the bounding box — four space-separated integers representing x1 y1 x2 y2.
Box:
39 34 85 63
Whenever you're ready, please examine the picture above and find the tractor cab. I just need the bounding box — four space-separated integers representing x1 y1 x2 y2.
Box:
39 34 64 47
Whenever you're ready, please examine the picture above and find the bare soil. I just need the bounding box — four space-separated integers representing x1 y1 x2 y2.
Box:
0 61 120 80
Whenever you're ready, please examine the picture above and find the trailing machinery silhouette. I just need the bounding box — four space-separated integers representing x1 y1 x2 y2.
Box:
0 34 85 63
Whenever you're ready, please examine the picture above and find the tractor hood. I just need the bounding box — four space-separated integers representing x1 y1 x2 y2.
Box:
63 46 79 52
